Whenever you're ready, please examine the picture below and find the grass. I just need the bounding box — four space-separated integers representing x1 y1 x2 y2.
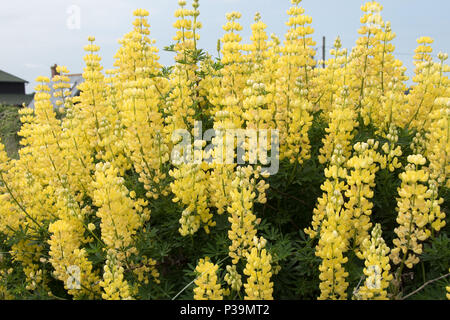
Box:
0 104 22 159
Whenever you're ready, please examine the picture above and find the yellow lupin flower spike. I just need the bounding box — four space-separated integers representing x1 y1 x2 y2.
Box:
193 257 224 300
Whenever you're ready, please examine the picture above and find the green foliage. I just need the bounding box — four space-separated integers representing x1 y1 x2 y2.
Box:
0 104 448 301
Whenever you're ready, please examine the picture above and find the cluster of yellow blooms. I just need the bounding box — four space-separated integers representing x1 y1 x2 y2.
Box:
307 144 348 240
314 146 351 300
380 125 403 172
113 11 170 198
92 162 149 262
224 264 242 292
227 166 268 264
425 97 450 188
243 237 274 300
0 266 14 300
345 140 384 256
0 0 448 301
447 271 450 300
193 257 224 300
48 219 101 299
100 253 133 300
170 162 213 236
318 86 357 165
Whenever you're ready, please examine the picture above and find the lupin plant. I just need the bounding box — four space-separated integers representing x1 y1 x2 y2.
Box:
243 237 274 300
193 257 224 300
114 10 171 200
277 0 314 165
353 224 392 300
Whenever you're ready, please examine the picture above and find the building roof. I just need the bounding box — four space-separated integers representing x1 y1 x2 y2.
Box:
28 74 84 110
0 93 35 106
0 70 28 83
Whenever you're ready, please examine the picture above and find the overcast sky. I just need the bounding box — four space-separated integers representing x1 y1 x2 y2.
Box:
1 0 449 93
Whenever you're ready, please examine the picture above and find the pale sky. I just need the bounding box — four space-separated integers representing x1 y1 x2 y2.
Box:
1 0 449 93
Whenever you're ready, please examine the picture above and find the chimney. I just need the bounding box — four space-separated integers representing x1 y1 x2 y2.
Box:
51 64 60 78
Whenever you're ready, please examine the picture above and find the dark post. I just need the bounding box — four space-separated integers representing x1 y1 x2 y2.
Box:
322 36 326 68
51 64 60 78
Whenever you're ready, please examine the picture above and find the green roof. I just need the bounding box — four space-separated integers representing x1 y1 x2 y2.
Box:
0 93 35 106
0 70 28 83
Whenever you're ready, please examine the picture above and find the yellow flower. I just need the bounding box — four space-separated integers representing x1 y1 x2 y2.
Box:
390 154 441 272
193 257 223 300
48 218 101 299
227 166 266 264
92 163 146 262
100 254 133 300
224 264 242 292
